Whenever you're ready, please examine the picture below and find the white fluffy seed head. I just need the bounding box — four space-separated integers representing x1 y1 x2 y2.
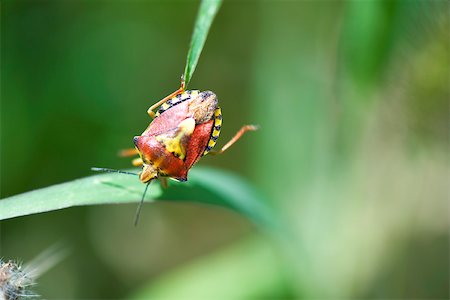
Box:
0 259 37 300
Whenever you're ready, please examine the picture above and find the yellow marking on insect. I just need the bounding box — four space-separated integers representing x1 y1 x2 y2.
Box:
214 107 222 127
151 156 164 170
208 140 217 148
155 118 195 160
203 107 222 156
190 90 199 97
180 91 192 100
161 103 171 110
155 90 201 117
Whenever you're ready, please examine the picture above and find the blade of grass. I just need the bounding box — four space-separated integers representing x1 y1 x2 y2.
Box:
183 0 222 86
0 167 277 231
0 171 162 221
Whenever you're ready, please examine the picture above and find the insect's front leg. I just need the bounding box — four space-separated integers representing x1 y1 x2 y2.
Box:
208 125 258 155
147 75 186 118
119 148 139 157
132 157 143 166
118 148 143 166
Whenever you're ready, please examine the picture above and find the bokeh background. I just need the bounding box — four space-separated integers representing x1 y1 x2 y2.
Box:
1 0 449 298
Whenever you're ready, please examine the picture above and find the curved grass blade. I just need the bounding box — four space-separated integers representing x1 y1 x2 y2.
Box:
0 167 277 231
0 171 162 221
183 0 222 86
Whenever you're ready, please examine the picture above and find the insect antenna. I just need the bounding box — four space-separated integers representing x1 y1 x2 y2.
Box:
91 167 139 176
134 182 151 226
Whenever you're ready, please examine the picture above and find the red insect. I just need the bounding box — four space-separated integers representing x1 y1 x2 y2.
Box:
94 77 257 224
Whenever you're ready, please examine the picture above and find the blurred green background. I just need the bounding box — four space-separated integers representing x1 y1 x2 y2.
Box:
1 0 448 299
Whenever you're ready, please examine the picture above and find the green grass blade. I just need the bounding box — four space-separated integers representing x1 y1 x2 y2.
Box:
0 167 276 230
183 0 222 86
0 171 162 220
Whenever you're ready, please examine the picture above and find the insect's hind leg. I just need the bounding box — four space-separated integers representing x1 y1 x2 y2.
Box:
147 75 186 118
208 125 258 155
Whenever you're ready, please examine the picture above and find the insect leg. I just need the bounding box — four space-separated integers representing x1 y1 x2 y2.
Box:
132 157 143 166
208 125 258 155
147 75 186 118
118 148 139 157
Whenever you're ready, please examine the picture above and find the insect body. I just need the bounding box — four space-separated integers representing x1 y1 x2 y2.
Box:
95 77 257 225
134 89 222 183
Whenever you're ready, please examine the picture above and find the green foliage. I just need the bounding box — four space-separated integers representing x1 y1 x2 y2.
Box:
0 167 274 229
0 170 161 220
1 0 263 227
183 0 222 86
2 0 448 299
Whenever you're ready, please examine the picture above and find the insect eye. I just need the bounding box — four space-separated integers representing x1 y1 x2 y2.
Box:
133 136 140 148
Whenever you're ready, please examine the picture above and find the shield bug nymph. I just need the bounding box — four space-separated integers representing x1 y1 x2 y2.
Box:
94 76 257 225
